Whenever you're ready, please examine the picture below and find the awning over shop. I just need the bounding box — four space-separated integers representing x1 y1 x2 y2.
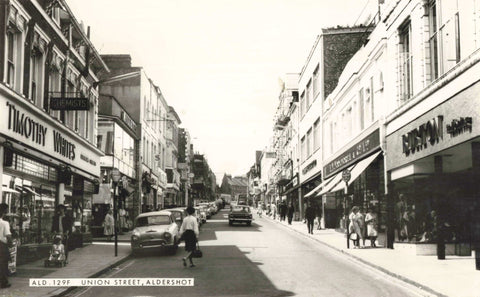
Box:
2 186 19 194
317 171 344 196
328 151 382 194
305 175 336 198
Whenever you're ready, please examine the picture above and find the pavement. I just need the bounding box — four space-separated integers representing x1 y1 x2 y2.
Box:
262 212 480 297
0 233 133 297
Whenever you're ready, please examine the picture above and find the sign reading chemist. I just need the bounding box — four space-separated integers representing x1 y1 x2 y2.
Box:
50 97 89 110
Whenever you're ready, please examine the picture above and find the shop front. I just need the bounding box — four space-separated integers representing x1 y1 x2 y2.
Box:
280 174 301 220
317 127 386 243
0 94 102 263
386 82 480 256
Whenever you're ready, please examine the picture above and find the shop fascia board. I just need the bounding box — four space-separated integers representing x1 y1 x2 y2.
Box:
391 163 435 181
322 121 380 176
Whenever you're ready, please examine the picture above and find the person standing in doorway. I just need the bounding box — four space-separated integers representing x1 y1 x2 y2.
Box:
305 202 316 234
179 206 199 268
103 209 114 242
0 204 12 289
287 202 295 225
365 207 378 247
51 205 72 262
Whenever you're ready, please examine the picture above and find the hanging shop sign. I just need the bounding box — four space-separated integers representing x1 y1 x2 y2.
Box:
50 97 90 110
324 129 380 177
1 99 100 175
402 116 443 156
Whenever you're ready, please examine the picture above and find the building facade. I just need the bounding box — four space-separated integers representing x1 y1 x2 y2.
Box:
98 55 168 214
382 0 480 256
96 94 138 232
0 0 107 260
164 106 181 207
297 27 374 220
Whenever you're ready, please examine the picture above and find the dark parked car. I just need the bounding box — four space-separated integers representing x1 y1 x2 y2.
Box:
229 205 253 226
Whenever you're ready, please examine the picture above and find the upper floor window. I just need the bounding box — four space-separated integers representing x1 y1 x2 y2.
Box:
300 92 305 117
306 129 312 157
358 88 365 130
312 65 319 99
301 136 306 163
30 50 44 107
305 80 311 109
399 20 413 102
6 30 21 91
427 0 460 81
313 118 320 151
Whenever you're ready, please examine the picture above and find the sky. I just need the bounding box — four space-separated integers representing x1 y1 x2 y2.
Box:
67 0 377 181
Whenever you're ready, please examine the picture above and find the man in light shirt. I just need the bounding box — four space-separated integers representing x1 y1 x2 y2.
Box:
0 204 12 288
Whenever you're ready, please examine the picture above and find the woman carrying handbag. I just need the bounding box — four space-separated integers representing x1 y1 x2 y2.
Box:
179 206 200 268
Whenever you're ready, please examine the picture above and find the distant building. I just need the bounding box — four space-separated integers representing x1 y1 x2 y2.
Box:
220 174 248 202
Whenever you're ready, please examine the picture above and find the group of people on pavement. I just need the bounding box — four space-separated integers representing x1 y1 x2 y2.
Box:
260 201 296 224
348 206 378 248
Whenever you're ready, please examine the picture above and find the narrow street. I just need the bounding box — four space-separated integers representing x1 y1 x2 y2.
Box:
67 209 422 297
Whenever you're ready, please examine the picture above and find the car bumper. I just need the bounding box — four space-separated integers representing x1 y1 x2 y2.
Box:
131 239 175 250
229 218 252 222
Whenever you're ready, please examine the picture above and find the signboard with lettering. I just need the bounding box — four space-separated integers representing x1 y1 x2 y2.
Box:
324 129 380 177
50 97 90 110
386 82 480 171
1 98 101 176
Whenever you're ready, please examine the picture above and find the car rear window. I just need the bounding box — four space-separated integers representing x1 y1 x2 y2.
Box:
232 206 250 213
136 215 170 227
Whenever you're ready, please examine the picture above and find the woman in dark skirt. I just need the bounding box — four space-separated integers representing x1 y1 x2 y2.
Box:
179 206 199 267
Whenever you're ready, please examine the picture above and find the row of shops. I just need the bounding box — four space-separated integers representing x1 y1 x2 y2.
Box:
272 74 480 256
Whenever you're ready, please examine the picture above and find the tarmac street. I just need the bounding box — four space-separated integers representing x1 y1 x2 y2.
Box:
64 209 419 297
2 208 478 297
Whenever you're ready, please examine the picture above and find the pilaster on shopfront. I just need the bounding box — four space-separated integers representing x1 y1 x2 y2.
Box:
385 75 480 256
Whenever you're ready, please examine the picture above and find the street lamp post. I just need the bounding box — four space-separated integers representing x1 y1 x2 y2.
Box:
342 169 351 249
111 168 121 257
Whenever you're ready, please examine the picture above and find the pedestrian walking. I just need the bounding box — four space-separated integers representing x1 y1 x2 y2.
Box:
103 209 114 241
118 208 126 234
179 206 199 268
316 203 322 230
280 202 287 222
51 204 73 262
350 206 366 248
365 208 378 247
305 202 316 234
257 206 263 218
271 203 277 220
0 204 12 289
287 202 295 225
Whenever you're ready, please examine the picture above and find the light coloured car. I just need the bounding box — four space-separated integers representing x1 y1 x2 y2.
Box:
195 206 207 224
131 211 179 256
166 208 188 229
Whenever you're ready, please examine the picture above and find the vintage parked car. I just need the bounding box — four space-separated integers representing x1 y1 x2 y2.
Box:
195 206 207 224
131 211 179 256
167 208 188 228
198 204 211 219
229 205 253 226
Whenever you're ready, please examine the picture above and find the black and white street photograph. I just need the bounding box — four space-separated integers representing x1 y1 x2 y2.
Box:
0 0 479 296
